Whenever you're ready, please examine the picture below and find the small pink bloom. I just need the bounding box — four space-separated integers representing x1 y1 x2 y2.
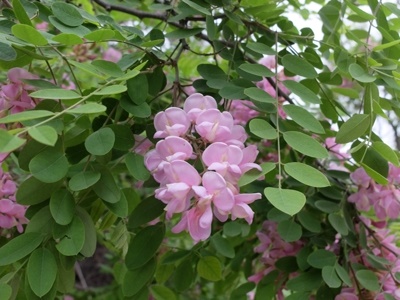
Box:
183 93 217 122
231 193 261 224
154 107 190 138
102 48 122 63
195 109 234 142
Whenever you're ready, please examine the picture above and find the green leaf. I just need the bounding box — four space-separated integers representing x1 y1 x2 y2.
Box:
282 105 325 133
336 114 370 144
372 141 399 166
307 250 336 269
126 223 165 270
85 127 115 155
174 260 195 291
84 29 115 41
239 162 275 187
25 206 54 235
286 270 321 292
0 129 25 152
125 152 150 181
76 207 97 257
52 33 83 45
12 0 33 26
0 42 17 61
69 60 107 79
349 63 376 83
239 63 274 77
16 177 63 205
120 98 151 118
91 60 124 78
69 171 101 191
92 170 121 203
29 148 69 183
11 24 48 46
264 188 306 216
246 42 275 55
244 87 276 104
0 284 12 300
30 89 80 100
282 55 317 78
28 126 58 146
108 124 135 151
181 0 211 15
249 118 277 139
321 266 341 288
345 0 374 21
373 39 400 51
335 264 352 287
150 285 177 300
27 248 58 297
211 234 235 258
297 211 321 233
94 85 127 95
50 189 75 225
123 258 156 297
49 16 90 37
52 2 83 27
328 214 349 236
55 216 85 256
0 110 54 124
206 15 216 40
68 103 107 114
219 85 245 99
0 233 43 266
356 270 380 291
165 28 203 39
277 220 302 242
283 131 328 158
127 74 149 105
197 256 222 281
284 162 330 187
282 80 321 104
128 196 166 229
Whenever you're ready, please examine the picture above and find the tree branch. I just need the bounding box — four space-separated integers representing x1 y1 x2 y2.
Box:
91 0 293 103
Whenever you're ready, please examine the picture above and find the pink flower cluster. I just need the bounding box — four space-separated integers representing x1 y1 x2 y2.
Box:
249 220 303 299
0 68 37 115
335 217 400 299
144 93 262 242
348 165 400 220
0 168 27 233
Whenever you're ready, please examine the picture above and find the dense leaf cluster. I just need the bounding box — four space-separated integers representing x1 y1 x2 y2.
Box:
0 0 399 299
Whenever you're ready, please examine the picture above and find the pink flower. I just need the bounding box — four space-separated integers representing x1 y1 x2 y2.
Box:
183 93 217 122
0 68 38 114
172 198 213 242
202 142 243 182
195 109 234 142
155 160 201 218
35 22 48 31
231 193 261 224
145 136 193 183
154 107 190 138
133 135 153 155
229 100 259 125
193 171 235 213
102 48 122 63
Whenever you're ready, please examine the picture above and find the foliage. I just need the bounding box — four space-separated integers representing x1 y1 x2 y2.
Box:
0 0 400 299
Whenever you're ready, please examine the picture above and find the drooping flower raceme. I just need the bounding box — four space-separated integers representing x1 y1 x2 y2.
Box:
0 168 28 233
144 93 262 242
0 68 38 115
348 165 400 220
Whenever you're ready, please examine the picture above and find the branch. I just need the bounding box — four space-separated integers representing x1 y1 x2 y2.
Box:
91 0 293 103
92 0 168 21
